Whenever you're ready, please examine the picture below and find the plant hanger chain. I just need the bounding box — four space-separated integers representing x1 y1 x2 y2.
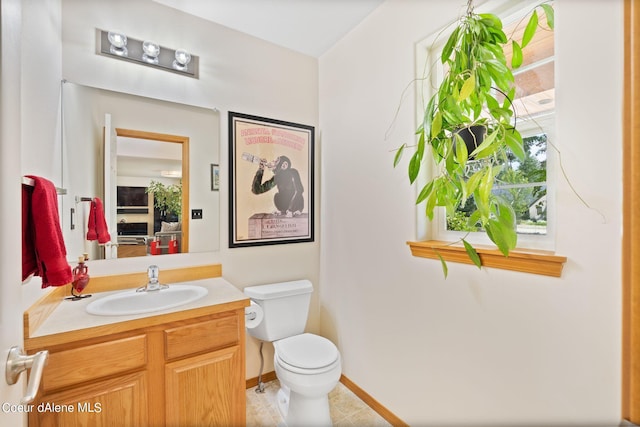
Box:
466 0 475 17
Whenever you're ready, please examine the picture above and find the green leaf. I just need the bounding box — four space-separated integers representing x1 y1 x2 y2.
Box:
462 239 482 268
435 250 449 278
441 26 460 64
470 129 497 158
505 130 525 160
511 41 523 69
422 95 437 138
417 127 426 155
458 72 476 102
444 140 457 174
485 219 516 257
476 165 493 218
478 13 503 30
416 180 434 204
467 210 482 229
485 58 509 76
408 149 422 184
494 195 515 222
459 176 469 206
393 143 406 168
425 186 438 220
455 133 468 169
431 110 442 139
486 93 500 112
541 4 554 30
521 11 539 49
488 27 508 44
466 168 485 196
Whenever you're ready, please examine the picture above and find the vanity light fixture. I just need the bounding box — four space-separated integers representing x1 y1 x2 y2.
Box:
98 29 199 78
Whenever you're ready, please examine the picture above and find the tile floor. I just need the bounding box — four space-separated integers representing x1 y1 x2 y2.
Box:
246 379 392 426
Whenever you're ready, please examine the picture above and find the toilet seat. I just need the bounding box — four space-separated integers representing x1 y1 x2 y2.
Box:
274 333 339 374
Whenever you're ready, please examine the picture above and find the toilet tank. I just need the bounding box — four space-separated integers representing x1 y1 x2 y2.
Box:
244 280 313 342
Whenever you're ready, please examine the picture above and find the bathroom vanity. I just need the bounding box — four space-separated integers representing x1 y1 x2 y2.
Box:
23 265 248 427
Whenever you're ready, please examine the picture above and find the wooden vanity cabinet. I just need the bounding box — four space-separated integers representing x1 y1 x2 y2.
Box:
28 307 246 427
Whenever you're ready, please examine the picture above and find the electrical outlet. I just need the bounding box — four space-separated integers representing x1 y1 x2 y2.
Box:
191 209 203 219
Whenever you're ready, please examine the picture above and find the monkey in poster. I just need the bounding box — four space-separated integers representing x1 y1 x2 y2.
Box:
251 155 304 217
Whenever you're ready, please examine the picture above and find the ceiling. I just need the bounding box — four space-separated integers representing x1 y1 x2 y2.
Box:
152 0 385 57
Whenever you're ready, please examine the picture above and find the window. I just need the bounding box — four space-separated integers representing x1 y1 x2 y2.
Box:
416 0 556 252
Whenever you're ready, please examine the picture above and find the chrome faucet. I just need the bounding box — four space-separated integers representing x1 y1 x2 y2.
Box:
137 265 168 292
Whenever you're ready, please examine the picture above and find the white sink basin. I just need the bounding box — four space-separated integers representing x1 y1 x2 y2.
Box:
86 284 208 316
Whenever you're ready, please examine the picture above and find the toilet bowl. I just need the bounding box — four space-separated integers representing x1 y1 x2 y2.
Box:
274 334 341 426
243 280 342 427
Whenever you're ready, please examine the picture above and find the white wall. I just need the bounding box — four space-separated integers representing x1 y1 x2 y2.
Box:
319 0 622 425
21 0 320 380
19 0 64 307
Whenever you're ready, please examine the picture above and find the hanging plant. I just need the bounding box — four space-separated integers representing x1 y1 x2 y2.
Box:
394 1 554 272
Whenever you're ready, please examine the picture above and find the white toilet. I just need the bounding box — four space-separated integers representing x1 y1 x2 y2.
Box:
244 280 341 427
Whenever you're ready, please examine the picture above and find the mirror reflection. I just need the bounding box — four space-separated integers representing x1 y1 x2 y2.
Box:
61 82 219 261
113 130 188 258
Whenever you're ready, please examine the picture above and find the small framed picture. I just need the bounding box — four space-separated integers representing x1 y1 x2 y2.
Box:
211 164 220 191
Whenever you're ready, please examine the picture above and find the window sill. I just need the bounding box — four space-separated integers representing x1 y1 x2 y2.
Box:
407 240 567 277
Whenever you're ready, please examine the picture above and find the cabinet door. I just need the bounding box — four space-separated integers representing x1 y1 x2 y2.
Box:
165 346 245 427
30 372 148 427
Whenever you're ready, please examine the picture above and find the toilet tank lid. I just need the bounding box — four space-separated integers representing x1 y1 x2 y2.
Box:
244 280 313 300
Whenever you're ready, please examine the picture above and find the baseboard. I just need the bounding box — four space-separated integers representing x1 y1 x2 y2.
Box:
245 370 277 389
245 371 408 427
339 374 409 427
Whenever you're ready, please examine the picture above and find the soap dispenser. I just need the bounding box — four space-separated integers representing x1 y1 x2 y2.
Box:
168 234 178 254
68 255 92 300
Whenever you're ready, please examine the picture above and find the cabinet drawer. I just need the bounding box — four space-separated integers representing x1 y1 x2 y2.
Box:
42 335 147 392
164 313 239 360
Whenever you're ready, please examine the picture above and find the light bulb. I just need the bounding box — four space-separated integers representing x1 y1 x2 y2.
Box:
107 31 128 56
142 40 160 64
173 49 191 71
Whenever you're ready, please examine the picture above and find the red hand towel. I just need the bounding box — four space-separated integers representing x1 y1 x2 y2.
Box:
86 197 111 244
22 175 72 288
86 200 98 241
94 197 111 244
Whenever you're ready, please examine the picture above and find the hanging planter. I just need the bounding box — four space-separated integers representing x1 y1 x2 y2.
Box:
455 125 487 158
393 1 554 274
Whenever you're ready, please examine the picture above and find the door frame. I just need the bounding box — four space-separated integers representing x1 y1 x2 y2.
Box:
0 0 26 424
623 0 640 422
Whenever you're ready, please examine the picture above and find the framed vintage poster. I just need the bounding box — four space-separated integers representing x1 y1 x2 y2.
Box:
228 112 314 247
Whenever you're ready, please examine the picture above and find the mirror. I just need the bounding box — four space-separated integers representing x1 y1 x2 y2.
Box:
61 82 220 261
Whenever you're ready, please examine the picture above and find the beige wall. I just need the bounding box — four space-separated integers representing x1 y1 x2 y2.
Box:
319 0 623 425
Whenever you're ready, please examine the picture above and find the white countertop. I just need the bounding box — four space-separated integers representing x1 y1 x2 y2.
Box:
30 277 248 339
